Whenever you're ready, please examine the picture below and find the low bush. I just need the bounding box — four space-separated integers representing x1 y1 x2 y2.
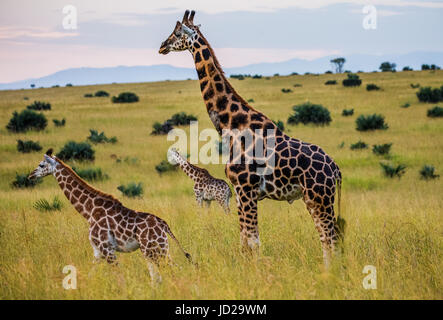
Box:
380 163 406 178
416 86 443 103
33 196 63 212
342 73 362 87
288 102 332 126
273 120 285 132
115 156 139 165
84 93 93 98
293 84 303 88
87 129 117 144
350 140 368 150
281 88 292 93
72 167 109 181
410 83 420 89
151 121 174 135
427 106 443 118
342 109 354 116
372 143 392 156
53 118 66 127
419 165 439 180
17 140 42 153
57 141 95 161
117 182 143 197
6 109 47 132
155 160 177 174
169 112 198 125
400 103 410 108
356 114 388 131
11 173 42 188
94 90 109 97
112 92 139 103
27 101 51 111
366 84 380 91
325 80 337 85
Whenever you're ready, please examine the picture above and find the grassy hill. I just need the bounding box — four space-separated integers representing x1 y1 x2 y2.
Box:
0 70 442 299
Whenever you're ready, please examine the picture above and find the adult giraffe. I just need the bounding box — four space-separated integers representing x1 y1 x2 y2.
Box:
159 10 344 267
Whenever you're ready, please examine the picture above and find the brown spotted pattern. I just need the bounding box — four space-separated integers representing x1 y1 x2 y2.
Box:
29 151 192 278
169 149 232 214
160 11 344 267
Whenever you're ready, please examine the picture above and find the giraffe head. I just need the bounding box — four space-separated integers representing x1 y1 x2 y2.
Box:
159 10 198 55
167 148 184 165
28 149 58 179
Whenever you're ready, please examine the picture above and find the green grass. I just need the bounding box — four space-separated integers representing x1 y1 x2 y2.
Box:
0 70 442 299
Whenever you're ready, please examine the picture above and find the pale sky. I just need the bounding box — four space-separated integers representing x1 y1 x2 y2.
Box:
1 0 442 83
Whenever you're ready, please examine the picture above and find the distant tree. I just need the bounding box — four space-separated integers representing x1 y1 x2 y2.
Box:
30 84 35 89
379 62 396 72
430 64 441 70
422 64 430 70
330 57 346 73
402 66 413 71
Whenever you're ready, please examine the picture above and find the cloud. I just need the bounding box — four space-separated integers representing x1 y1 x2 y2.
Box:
0 26 78 39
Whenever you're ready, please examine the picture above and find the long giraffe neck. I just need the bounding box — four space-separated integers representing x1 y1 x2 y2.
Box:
173 152 207 182
191 31 271 133
52 158 118 220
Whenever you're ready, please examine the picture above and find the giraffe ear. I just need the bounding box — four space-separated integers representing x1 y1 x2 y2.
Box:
45 148 53 156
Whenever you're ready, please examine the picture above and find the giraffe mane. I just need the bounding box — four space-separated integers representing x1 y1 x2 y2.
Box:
194 28 260 113
54 156 123 205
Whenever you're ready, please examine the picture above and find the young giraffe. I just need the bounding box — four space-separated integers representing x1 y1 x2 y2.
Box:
159 11 344 267
168 148 232 214
28 149 192 281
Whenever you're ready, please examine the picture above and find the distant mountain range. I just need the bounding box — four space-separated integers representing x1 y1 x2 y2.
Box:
1 51 442 90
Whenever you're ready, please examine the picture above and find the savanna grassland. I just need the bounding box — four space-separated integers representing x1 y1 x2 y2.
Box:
0 70 442 300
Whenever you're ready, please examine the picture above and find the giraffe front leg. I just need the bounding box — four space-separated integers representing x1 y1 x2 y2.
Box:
234 186 260 254
194 187 204 208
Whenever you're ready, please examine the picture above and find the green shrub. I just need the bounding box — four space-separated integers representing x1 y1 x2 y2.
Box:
6 109 48 133
288 102 332 126
410 83 420 89
366 84 380 91
94 90 109 97
27 101 51 111
372 143 392 156
151 121 174 135
115 156 139 165
342 73 362 87
84 93 93 98
427 106 443 118
112 92 139 103
53 118 66 127
419 165 439 180
247 98 254 103
273 120 285 132
416 86 443 103
356 114 388 131
380 162 406 178
342 109 354 116
403 66 413 71
379 62 396 72
400 103 410 108
325 80 337 85
155 160 177 174
57 141 95 161
281 88 292 93
117 182 143 197
12 173 42 188
72 167 109 181
33 196 63 212
350 140 368 150
293 84 302 88
17 140 42 153
87 129 117 144
66 83 73 87
169 112 197 125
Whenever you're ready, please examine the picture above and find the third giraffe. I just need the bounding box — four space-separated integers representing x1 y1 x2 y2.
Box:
159 11 345 267
169 148 232 214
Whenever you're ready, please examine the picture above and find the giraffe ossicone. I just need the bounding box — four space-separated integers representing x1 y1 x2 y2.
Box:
159 10 345 267
28 149 193 281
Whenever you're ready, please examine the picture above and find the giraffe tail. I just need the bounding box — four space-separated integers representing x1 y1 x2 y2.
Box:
335 171 346 240
165 224 195 265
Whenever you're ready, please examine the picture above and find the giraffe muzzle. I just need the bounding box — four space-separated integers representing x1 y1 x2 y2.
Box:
28 171 37 179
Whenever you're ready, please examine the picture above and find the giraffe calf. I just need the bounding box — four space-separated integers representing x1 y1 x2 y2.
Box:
168 148 232 214
28 149 192 282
